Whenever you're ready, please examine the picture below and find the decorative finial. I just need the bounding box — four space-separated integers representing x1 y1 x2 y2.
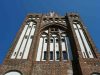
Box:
50 11 55 17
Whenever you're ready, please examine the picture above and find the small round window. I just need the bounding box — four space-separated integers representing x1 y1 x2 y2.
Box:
5 71 22 75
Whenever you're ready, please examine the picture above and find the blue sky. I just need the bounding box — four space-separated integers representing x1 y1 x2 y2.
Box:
0 0 100 63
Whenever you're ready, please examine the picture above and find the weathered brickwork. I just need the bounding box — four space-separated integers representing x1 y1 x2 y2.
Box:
0 12 100 75
32 61 73 75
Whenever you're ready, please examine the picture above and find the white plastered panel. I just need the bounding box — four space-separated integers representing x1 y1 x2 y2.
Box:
42 37 47 61
29 22 34 26
61 36 68 61
61 37 66 52
79 29 94 58
55 37 59 61
36 38 43 61
17 25 32 59
50 37 54 61
77 24 81 28
73 24 77 28
11 25 28 59
23 24 36 59
65 37 73 60
74 25 87 58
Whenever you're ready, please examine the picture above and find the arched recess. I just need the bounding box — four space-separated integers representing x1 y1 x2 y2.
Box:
11 19 37 59
4 70 22 75
72 20 94 58
40 23 68 32
36 23 73 61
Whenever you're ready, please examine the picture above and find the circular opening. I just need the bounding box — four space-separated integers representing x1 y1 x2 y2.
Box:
91 72 100 75
5 71 22 75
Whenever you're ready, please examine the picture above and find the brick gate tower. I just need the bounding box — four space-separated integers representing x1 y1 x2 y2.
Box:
0 12 100 75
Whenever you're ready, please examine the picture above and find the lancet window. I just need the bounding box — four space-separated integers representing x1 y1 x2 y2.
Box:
36 26 73 61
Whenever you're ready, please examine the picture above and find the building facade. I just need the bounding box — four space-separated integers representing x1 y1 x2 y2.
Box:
0 12 100 75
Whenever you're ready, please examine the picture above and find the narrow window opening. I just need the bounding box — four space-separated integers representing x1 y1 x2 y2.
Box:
50 39 53 43
62 38 65 42
34 25 36 28
89 51 91 55
43 18 47 21
30 36 34 39
50 51 53 60
20 52 22 56
29 26 31 28
51 28 54 31
44 51 47 60
49 18 53 20
55 18 59 20
63 51 67 60
14 52 16 56
56 51 60 60
55 28 58 31
56 39 58 42
83 52 87 58
25 35 28 39
45 39 48 43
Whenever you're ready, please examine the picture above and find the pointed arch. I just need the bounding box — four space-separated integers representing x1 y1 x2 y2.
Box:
11 19 37 59
36 23 73 61
39 23 69 33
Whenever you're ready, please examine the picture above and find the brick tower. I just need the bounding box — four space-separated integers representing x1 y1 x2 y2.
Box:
0 12 100 75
